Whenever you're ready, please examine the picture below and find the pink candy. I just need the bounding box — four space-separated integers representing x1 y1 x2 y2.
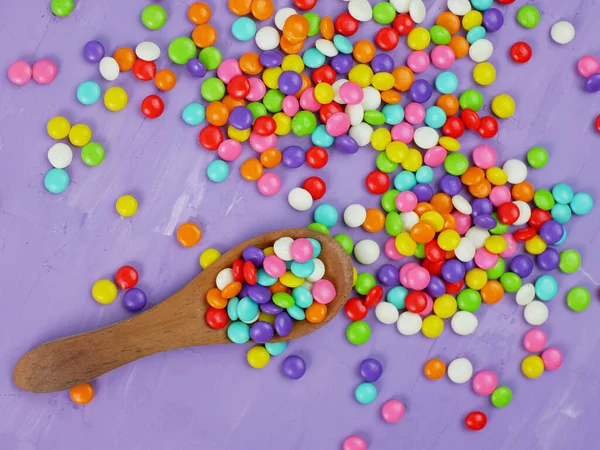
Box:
473 145 497 169
399 262 419 286
489 185 511 207
249 132 277 153
472 370 498 395
282 95 300 116
339 81 364 105
257 172 281 196
299 87 320 111
263 254 287 277
541 348 563 371
523 328 547 353
430 45 455 69
500 233 517 258
391 122 414 143
577 55 600 78
424 146 447 167
452 211 472 235
403 265 430 291
381 399 405 423
290 238 313 263
404 102 426 124
419 293 433 316
246 78 266 101
474 247 498 269
407 50 430 73
8 60 32 85
217 59 242 83
384 237 404 260
343 436 367 450
32 59 57 84
326 112 351 136
396 191 418 212
312 279 336 304
217 139 242 161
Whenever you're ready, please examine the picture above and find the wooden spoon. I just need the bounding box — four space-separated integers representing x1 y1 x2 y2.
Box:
13 228 353 393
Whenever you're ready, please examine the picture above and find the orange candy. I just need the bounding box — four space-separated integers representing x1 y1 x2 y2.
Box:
445 250 456 259
113 47 136 71
449 36 469 58
192 24 217 48
222 95 246 111
206 102 230 126
228 0 253 16
283 14 309 43
437 94 459 116
414 202 434 216
461 166 485 186
155 69 176 91
70 383 94 405
295 73 312 98
177 222 202 247
320 16 335 39
251 0 274 21
222 281 242 299
436 12 461 35
240 158 264 180
269 280 288 294
381 90 401 104
469 179 492 198
362 208 385 232
306 302 327 323
392 66 414 91
410 221 436 244
430 193 453 214
280 35 305 55
260 148 282 168
423 358 446 380
239 52 264 75
188 2 212 24
481 280 504 304
353 40 376 63
206 288 228 309
442 213 457 231
512 181 535 202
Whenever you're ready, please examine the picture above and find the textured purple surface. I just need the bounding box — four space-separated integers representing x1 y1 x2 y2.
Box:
1 1 600 449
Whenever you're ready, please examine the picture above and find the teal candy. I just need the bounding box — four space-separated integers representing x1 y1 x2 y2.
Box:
534 275 558 301
467 26 486 44
227 297 240 321
303 48 326 69
285 260 293 270
394 170 417 191
206 160 229 182
182 102 206 125
555 226 567 245
314 203 339 228
291 260 315 278
307 237 321 258
382 104 404 125
287 304 306 320
311 124 334 147
257 268 277 286
265 342 287 356
435 71 459 94
471 0 493 11
551 203 572 224
231 17 257 41
292 287 313 308
333 34 353 54
425 106 447 128
416 166 434 184
551 183 574 204
237 297 259 322
44 168 69 194
227 321 250 344
570 192 594 215
77 81 101 105
387 286 408 309
355 382 377 404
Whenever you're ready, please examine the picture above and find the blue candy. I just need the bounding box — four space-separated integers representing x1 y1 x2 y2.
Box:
303 48 326 69
77 81 101 105
182 102 206 125
206 160 229 182
314 203 339 228
387 286 408 309
435 71 459 94
227 321 250 344
44 168 69 194
534 275 558 301
382 104 404 125
237 297 259 322
394 170 417 191
231 17 256 41
292 287 313 309
570 192 594 215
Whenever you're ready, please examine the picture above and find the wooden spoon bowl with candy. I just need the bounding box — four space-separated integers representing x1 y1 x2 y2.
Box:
13 228 353 393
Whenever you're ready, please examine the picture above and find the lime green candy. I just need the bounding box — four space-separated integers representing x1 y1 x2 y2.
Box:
486 257 505 280
168 37 196 64
373 2 396 24
527 146 548 168
534 189 555 211
385 212 403 236
247 102 268 120
491 386 513 408
559 249 581 273
430 25 451 45
334 234 354 254
517 5 540 29
457 289 482 312
199 47 223 71
500 272 522 293
263 90 285 113
567 287 591 312
355 273 376 295
51 0 74 16
81 142 105 166
415 243 425 259
381 189 399 212
307 222 329 234
201 78 225 102
304 13 321 37
490 213 509 235
272 292 294 308
376 152 398 173
459 89 484 111
444 153 469 176
364 110 386 126
141 4 167 30
346 320 371 345
291 111 317 136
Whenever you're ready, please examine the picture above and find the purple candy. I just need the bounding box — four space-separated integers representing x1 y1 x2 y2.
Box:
427 276 446 298
473 213 496 230
243 246 264 267
537 248 560 271
229 106 253 130
482 8 504 32
378 264 399 286
409 79 432 103
441 259 465 283
278 71 303 95
123 287 147 312
239 283 250 299
463 259 476 271
439 174 462 196
411 183 433 202
259 50 283 68
539 220 563 244
370 54 395 73
282 145 305 168
260 301 284 315
282 355 307 380
584 73 600 93
83 40 105 63
274 311 293 337
471 198 494 215
335 135 359 154
247 285 271 304
510 254 533 278
250 321 275 343
330 54 354 74
186 59 207 78
359 358 383 382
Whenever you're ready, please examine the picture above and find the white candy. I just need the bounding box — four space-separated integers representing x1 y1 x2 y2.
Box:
469 39 493 63
375 302 400 324
451 311 478 336
344 204 367 227
516 283 535 306
135 41 160 61
452 195 472 215
455 237 476 262
216 268 234 290
349 123 373 147
447 357 473 383
390 0 410 13
360 86 382 110
274 8 296 30
99 57 119 81
400 211 419 231
465 227 490 249
315 39 338 57
255 26 280 51
524 300 549 325
551 21 575 44
409 0 426 24
47 143 73 169
413 127 439 149
513 200 532 226
354 239 380 265
397 311 422 335
288 188 313 211
348 0 373 22
302 280 314 291
274 237 294 261
345 104 365 126
333 78 348 104
447 0 471 16
502 159 527 184
306 258 325 282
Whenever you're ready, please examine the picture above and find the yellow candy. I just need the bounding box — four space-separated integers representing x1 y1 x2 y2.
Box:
228 125 251 142
273 112 292 135
486 167 508 185
439 136 460 152
421 315 444 338
69 124 92 147
473 62 496 86
314 82 335 104
263 246 275 256
47 116 71 140
352 266 358 286
433 294 457 319
407 27 431 51
200 248 221 269
115 194 138 217
282 54 304 73
525 235 547 255
484 235 507 254
395 232 417 256
371 72 395 91
92 279 118 305
420 211 444 232
280 271 305 288
521 355 544 379
348 64 374 88
401 148 423 172
465 268 488 290
370 128 392 151
462 10 483 30
437 229 460 251
259 312 276 324
104 86 128 111
491 94 516 119
385 141 408 163
247 346 270 369
262 67 282 90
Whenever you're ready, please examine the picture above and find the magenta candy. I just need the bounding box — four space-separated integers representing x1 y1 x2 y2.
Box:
453 211 472 235
263 254 287 277
399 262 419 286
381 399 405 423
385 237 404 260
217 59 242 83
419 293 434 316
8 60 32 85
472 370 498 395
395 191 418 212
405 265 430 290
312 279 336 304
404 102 426 124
407 50 430 73
500 233 518 257
474 248 498 269
326 112 351 136
217 139 243 161
489 185 511 207
282 95 300 116
299 88 321 111
343 436 367 450
430 45 455 69
541 347 563 371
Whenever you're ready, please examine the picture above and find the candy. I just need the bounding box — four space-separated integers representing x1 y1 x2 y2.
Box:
517 5 540 28
141 4 167 30
282 355 306 379
99 56 119 81
354 239 380 265
343 436 367 450
77 81 101 105
81 142 105 166
31 59 57 84
521 355 544 378
47 143 73 169
472 370 498 395
551 21 575 44
347 320 371 344
104 86 128 111
70 383 94 405
451 311 478 335
247 346 271 368
355 382 377 404
168 37 197 64
567 287 591 312
465 411 487 431
8 60 32 85
44 168 69 194
447 357 473 384
115 195 138 217
524 300 549 326
176 222 202 247
92 279 118 305
141 95 164 119
123 288 147 312
541 348 563 371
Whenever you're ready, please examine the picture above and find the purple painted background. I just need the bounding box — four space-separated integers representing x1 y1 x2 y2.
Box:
1 0 600 449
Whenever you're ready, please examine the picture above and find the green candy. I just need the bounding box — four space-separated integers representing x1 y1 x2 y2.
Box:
346 320 371 345
141 4 167 30
385 212 403 236
534 189 555 211
459 89 484 111
364 110 386 126
334 234 354 254
291 111 317 136
500 272 522 293
168 37 196 64
527 146 548 168
199 47 222 71
373 2 396 24
415 243 425 259
201 78 225 102
490 212 509 235
517 5 540 29
430 25 451 45
486 257 505 280
263 89 285 113
307 222 329 234
457 289 482 312
247 102 267 120
376 152 398 173
381 189 399 212
444 153 469 176
51 0 74 17
304 13 321 37
272 292 294 308
81 142 105 166
567 287 590 312
559 249 581 273
491 386 513 408
355 273 376 295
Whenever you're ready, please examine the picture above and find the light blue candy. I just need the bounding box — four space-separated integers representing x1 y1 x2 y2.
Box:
416 166 434 184
551 183 574 204
257 268 277 286
314 203 339 228
425 106 447 129
227 321 250 344
287 304 306 321
555 226 567 245
303 48 326 69
44 168 69 194
77 81 101 105
291 260 315 278
265 342 287 356
227 297 240 321
285 260 293 270
387 286 408 309
182 102 206 125
471 0 494 11
237 297 259 322
551 203 572 224
394 170 417 191
535 274 558 301
467 26 486 44
382 104 404 125
292 287 313 309
435 71 459 94
355 382 377 404
311 124 334 147
570 192 594 215
231 17 256 41
206 160 229 182
307 238 321 258
333 34 353 54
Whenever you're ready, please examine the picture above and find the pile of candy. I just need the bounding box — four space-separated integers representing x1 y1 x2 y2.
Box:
92 265 147 312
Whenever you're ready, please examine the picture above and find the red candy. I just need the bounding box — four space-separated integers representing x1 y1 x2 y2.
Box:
344 298 368 321
132 59 156 81
375 28 399 51
312 65 336 84
365 286 383 308
232 259 244 282
510 42 532 64
422 259 443 276
392 13 414 35
405 291 427 314
303 176 326 200
199 125 224 150
514 227 537 242
365 170 390 194
335 12 359 36
243 261 257 285
141 95 164 118
205 307 228 329
227 75 250 99
465 411 487 431
497 202 520 224
253 116 276 136
319 102 343 123
425 240 445 262
445 280 463 295
306 146 328 168
442 116 465 138
595 114 600 133
497 0 515 4
477 116 498 138
529 208 552 230
115 265 138 289
293 0 316 10
461 109 481 130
